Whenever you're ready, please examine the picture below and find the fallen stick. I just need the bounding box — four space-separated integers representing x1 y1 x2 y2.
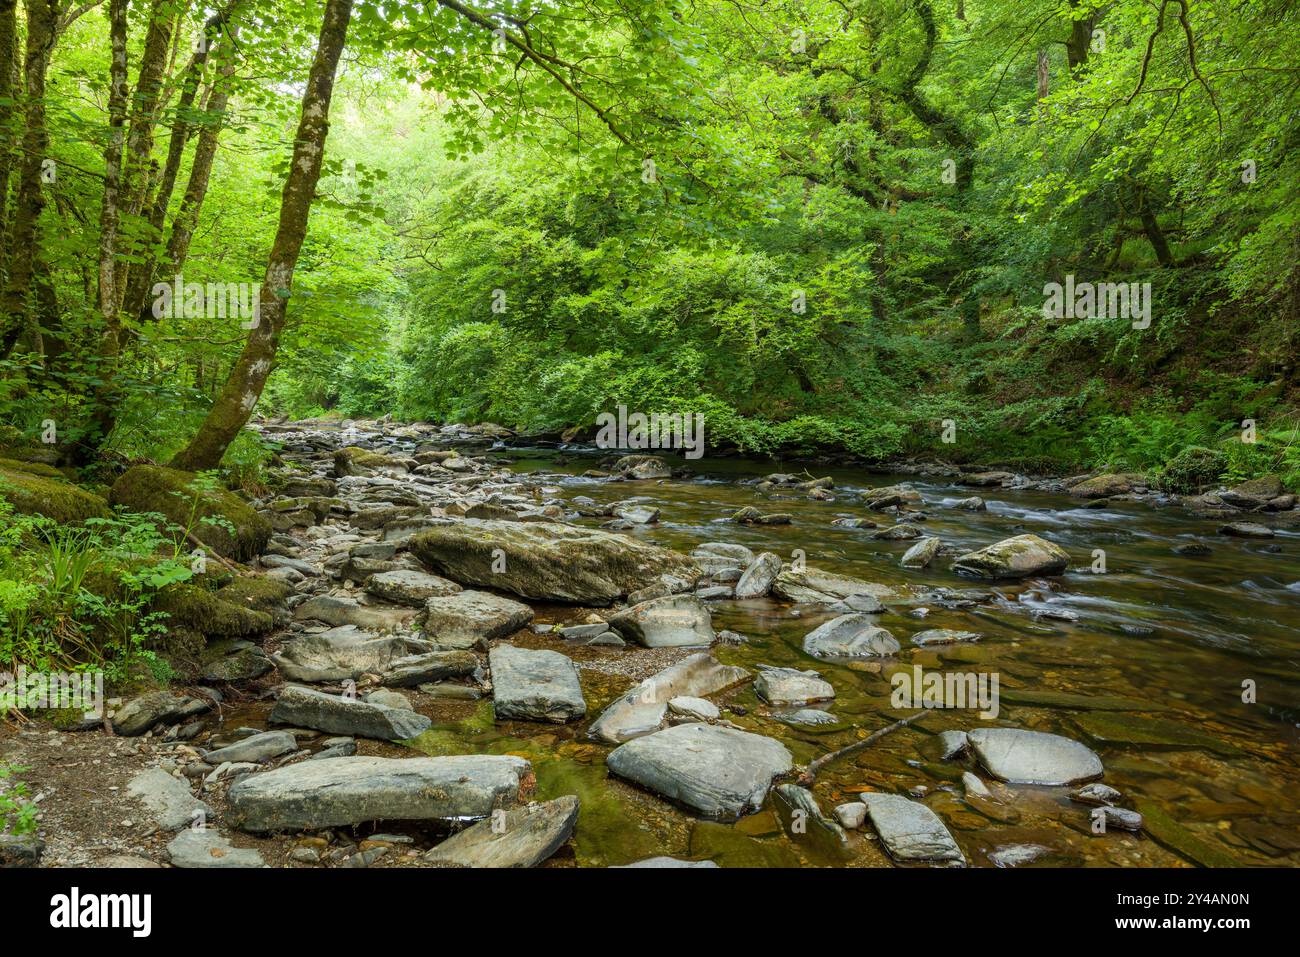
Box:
795 711 929 787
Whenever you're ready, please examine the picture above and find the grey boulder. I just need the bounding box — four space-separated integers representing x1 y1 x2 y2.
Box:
859 793 964 864
606 724 792 820
609 594 713 648
424 795 579 867
967 727 1104 785
270 685 431 740
951 534 1069 579
419 590 533 650
489 644 586 723
226 754 532 832
802 614 899 658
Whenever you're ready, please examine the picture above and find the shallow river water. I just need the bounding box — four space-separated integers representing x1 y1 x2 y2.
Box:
385 448 1300 868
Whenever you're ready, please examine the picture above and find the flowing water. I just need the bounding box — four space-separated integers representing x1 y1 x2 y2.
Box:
395 448 1300 867
231 441 1300 867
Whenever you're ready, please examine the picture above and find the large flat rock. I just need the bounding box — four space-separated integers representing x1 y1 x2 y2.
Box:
226 755 533 832
859 793 964 864
489 645 586 723
419 590 533 650
424 795 579 867
588 652 750 743
293 595 416 631
606 724 792 820
126 768 213 831
608 594 713 647
270 685 431 740
408 519 699 605
967 727 1104 785
272 627 436 682
772 567 894 604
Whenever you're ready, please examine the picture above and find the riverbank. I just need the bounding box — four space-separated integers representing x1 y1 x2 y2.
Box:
3 418 1298 869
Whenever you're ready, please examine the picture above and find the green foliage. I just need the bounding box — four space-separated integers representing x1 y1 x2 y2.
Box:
0 496 196 681
0 765 38 836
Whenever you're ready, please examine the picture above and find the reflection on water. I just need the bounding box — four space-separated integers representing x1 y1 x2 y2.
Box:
265 442 1300 866
459 449 1299 867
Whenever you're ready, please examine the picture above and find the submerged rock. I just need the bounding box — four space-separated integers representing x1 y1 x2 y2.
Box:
425 795 579 868
967 727 1103 785
227 755 533 832
1217 521 1274 538
910 628 981 647
951 534 1069 579
489 644 586 723
587 653 749 743
859 793 964 864
606 724 793 820
614 856 719 868
408 519 699 605
802 614 899 658
754 666 835 706
608 594 713 648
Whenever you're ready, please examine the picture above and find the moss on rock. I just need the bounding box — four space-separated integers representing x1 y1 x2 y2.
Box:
109 464 271 561
0 464 112 522
1156 446 1227 494
215 576 292 626
332 446 400 477
153 582 275 638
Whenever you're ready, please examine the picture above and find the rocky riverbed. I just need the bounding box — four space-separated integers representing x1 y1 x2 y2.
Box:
3 419 1298 869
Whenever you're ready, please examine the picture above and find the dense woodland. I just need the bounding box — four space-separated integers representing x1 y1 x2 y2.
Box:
1 1 1299 873
0 0 1295 477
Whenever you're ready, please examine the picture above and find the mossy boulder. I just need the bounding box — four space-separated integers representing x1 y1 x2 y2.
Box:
215 576 293 626
109 465 270 561
153 582 275 638
332 446 404 477
1068 472 1146 498
0 462 111 522
1156 446 1226 494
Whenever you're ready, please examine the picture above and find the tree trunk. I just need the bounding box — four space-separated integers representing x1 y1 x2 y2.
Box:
1066 2 1095 72
0 0 18 254
159 22 240 283
0 0 59 359
77 0 131 461
122 0 243 325
170 0 354 471
115 0 176 312
900 0 980 335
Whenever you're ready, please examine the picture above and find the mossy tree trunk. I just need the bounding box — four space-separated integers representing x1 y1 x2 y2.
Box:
170 0 354 472
76 0 132 463
0 0 59 359
122 0 244 328
900 0 979 337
